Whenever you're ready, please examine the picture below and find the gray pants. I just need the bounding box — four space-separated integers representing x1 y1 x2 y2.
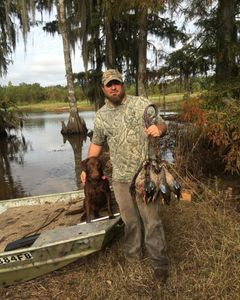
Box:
112 181 169 270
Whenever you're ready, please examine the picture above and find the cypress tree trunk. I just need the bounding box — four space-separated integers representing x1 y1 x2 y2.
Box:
63 135 84 189
92 1 105 110
104 1 115 69
215 0 238 83
137 8 148 97
57 0 87 135
104 15 115 69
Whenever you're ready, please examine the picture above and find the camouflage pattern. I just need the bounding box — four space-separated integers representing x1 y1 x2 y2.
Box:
92 95 164 182
102 69 123 85
112 181 169 269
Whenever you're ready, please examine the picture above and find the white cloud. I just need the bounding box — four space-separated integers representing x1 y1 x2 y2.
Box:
29 54 65 75
0 25 83 87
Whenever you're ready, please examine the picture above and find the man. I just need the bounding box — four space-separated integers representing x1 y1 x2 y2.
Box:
81 69 169 283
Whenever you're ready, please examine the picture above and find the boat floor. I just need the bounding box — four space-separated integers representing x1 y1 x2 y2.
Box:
0 200 119 252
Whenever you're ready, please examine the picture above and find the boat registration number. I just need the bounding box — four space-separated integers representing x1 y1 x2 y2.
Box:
0 252 33 264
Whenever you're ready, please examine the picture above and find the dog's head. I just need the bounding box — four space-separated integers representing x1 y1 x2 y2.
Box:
82 157 104 180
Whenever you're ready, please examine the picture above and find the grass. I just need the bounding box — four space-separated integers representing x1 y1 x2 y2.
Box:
1 180 240 299
149 93 184 103
18 100 94 113
17 93 185 113
149 93 185 109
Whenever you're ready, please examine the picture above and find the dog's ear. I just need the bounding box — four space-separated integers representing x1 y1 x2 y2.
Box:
99 160 104 174
98 158 105 170
81 158 89 172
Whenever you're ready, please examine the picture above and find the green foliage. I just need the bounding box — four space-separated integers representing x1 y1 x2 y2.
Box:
0 86 23 136
0 1 37 76
73 70 104 109
147 69 214 95
0 83 85 105
201 80 240 109
125 83 137 95
0 1 16 76
180 94 240 174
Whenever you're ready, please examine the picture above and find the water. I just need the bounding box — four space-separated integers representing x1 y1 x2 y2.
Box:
0 111 95 200
0 110 174 200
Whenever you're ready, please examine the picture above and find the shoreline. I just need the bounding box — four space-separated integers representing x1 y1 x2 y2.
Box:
17 95 184 113
19 105 95 113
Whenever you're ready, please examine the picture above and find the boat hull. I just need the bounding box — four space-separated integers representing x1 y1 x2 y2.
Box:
0 190 122 287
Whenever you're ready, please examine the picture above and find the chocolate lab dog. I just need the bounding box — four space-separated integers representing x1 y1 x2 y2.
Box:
81 156 114 223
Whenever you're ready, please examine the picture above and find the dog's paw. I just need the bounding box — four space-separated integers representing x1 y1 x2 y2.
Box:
80 213 86 222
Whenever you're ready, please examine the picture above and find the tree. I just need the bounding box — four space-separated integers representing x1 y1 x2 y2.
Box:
162 43 212 93
215 0 239 83
74 0 105 109
103 1 116 69
0 1 37 136
43 0 106 110
57 0 87 135
177 0 240 86
105 0 185 96
0 87 24 137
0 1 16 76
137 6 148 96
0 0 38 75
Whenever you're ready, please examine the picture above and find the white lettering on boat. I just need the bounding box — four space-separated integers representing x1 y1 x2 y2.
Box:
0 252 33 264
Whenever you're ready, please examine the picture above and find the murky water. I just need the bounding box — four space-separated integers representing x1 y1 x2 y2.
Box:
0 111 95 200
0 110 174 200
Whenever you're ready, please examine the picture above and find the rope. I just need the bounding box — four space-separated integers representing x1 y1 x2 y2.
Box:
143 104 158 129
143 104 161 162
142 104 161 204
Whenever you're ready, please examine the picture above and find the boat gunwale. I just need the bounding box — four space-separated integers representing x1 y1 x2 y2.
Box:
0 190 85 211
0 229 107 257
0 214 121 257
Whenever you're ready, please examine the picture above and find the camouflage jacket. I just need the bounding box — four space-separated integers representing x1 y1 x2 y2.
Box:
92 95 164 182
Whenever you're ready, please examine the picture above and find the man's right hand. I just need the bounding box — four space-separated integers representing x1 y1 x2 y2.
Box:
80 171 86 186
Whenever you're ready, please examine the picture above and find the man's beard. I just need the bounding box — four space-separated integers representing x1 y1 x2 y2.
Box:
107 91 125 106
108 95 122 106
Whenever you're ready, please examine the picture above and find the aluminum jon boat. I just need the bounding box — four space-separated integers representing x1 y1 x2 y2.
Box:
0 190 122 287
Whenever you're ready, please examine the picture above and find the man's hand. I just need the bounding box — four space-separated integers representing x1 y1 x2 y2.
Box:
144 124 162 137
80 171 86 186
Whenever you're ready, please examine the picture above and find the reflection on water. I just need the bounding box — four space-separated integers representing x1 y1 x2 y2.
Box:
0 110 175 200
0 111 95 200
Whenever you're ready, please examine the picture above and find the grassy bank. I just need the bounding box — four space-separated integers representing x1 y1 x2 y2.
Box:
1 183 239 299
149 93 184 104
18 101 94 113
18 93 185 113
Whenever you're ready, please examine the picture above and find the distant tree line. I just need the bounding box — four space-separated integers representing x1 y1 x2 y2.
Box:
0 83 85 105
0 75 213 106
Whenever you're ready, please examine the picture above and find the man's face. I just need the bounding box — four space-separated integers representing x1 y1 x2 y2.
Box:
102 80 125 106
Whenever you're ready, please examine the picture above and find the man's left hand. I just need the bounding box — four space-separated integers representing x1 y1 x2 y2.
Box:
144 125 162 137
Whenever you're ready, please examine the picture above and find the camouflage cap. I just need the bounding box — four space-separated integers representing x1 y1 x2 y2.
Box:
102 69 123 85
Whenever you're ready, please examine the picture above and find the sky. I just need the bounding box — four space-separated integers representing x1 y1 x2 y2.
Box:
0 24 84 87
0 27 176 88
0 10 189 88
